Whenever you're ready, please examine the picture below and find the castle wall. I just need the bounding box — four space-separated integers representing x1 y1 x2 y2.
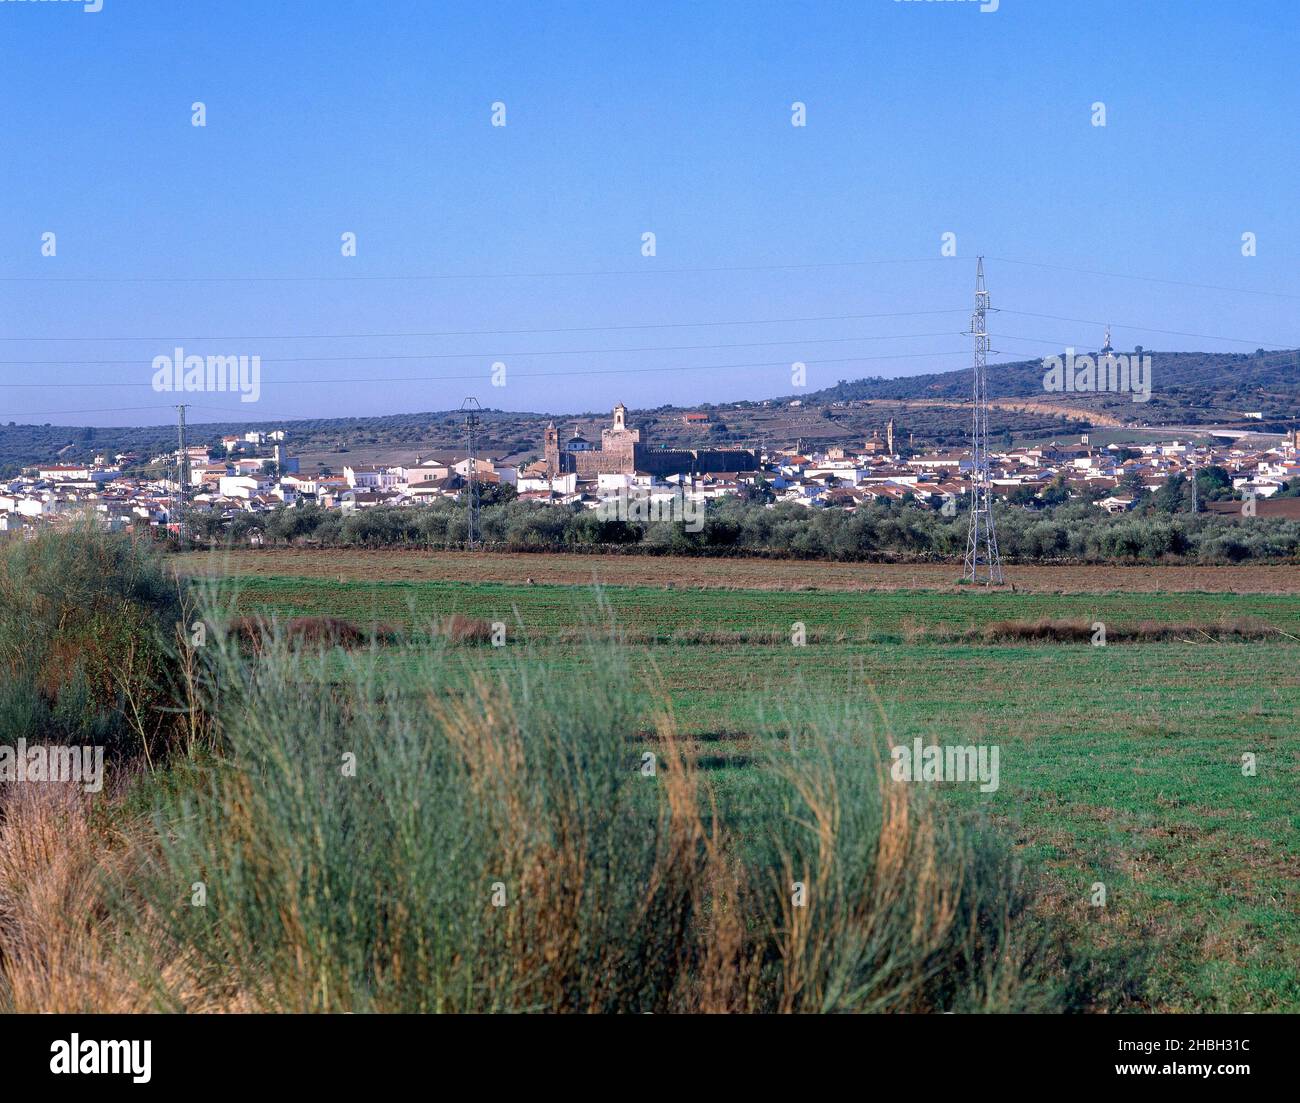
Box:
637 447 758 475
687 448 759 473
570 451 614 477
544 408 757 477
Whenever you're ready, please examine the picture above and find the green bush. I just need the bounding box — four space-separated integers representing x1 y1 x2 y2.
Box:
0 521 184 756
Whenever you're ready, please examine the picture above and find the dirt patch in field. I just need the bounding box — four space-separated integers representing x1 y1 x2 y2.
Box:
963 617 1280 643
175 549 1300 595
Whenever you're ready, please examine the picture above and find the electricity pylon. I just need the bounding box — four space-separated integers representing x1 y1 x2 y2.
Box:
461 397 482 548
962 257 1004 585
175 403 190 542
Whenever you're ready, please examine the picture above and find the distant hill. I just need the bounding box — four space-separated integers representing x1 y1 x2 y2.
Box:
802 347 1300 420
1 346 1296 474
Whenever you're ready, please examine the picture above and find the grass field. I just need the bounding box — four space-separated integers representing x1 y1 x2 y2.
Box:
182 549 1300 1012
179 548 1300 593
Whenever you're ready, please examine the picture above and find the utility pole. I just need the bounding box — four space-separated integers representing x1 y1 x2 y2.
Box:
175 404 190 543
461 397 481 549
962 257 1004 585
1190 444 1199 513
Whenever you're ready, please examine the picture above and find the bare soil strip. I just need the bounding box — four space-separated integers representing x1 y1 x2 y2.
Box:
175 548 1300 594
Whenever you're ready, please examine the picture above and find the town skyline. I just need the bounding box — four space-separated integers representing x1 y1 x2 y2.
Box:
3 1 1297 425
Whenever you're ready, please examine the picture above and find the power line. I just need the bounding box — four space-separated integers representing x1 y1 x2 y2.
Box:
0 348 974 388
989 334 1300 368
0 330 969 367
3 306 1294 353
0 307 968 342
7 337 1292 412
0 256 950 285
8 333 1292 386
1 403 179 418
987 256 1300 302
2 253 1293 300
998 310 1299 349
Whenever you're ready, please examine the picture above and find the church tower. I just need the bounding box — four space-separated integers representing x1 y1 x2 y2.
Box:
543 421 560 477
886 417 896 455
612 402 627 431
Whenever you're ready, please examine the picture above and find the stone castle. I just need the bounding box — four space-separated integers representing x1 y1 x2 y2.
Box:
543 403 758 478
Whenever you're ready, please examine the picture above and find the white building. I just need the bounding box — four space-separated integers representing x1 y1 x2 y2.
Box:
218 475 272 500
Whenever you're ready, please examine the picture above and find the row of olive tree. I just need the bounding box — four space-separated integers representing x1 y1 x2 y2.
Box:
186 493 1300 563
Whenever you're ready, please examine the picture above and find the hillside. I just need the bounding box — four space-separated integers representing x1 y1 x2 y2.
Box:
803 347 1300 425
2 346 1295 474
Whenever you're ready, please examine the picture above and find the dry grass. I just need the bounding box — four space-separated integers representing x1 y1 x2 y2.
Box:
0 784 129 1011
0 783 220 1012
0 616 1140 1014
226 614 368 650
966 617 1278 644
427 680 757 1011
176 548 1300 594
439 614 495 644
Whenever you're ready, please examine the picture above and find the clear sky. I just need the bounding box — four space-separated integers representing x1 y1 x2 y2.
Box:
1 0 1297 427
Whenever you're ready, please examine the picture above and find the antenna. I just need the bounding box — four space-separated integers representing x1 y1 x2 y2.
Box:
461 397 482 548
963 257 1004 585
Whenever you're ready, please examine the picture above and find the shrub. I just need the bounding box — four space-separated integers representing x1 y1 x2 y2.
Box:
440 614 494 644
227 614 367 650
756 727 1129 1012
0 522 184 757
124 625 1143 1013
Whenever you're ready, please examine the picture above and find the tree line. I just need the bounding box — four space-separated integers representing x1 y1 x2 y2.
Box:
184 492 1300 564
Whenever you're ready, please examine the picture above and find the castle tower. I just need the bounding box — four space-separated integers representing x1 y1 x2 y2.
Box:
601 403 641 473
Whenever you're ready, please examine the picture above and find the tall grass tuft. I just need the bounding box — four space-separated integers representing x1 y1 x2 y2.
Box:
137 621 744 1011
123 610 1142 1013
0 783 162 1012
0 520 187 757
755 707 1147 1012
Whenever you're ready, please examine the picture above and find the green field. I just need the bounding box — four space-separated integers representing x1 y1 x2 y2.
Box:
216 574 1300 638
212 568 1300 1012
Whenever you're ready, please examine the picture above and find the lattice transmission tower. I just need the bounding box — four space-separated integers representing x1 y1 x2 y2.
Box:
962 257 1004 585
461 397 482 549
175 403 190 543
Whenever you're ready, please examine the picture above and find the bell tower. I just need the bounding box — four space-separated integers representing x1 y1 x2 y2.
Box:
543 421 560 477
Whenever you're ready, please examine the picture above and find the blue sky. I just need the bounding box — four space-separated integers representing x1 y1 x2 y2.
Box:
1 0 1297 426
